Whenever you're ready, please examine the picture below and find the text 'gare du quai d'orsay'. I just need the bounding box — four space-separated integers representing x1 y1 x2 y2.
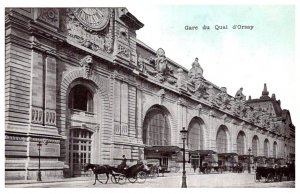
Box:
5 8 295 180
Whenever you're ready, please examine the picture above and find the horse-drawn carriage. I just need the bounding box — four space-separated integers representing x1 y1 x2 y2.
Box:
84 161 149 185
199 153 223 174
255 161 295 182
111 161 148 184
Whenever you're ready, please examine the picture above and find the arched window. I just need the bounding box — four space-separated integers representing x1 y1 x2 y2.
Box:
237 131 246 155
143 106 171 146
264 139 269 157
187 118 204 150
68 85 93 112
284 144 287 159
252 136 259 157
216 126 228 153
273 142 278 158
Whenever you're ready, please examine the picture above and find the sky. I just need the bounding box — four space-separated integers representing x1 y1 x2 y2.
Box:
128 5 296 122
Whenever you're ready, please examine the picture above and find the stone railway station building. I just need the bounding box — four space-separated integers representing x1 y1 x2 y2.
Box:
5 8 295 180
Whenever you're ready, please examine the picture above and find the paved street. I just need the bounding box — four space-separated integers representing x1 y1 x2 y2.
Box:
6 172 295 188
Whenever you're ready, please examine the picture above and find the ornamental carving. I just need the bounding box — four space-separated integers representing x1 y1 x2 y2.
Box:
232 100 246 117
117 44 130 59
188 57 204 83
66 8 114 54
137 55 145 73
37 8 59 28
5 135 27 142
211 87 232 110
176 68 187 90
187 79 209 100
235 87 246 101
80 55 93 78
259 112 270 128
146 48 175 83
31 137 60 144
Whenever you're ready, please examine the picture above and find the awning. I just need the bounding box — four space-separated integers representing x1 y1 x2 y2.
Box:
189 150 217 155
254 156 266 163
144 146 181 155
218 153 238 158
238 155 254 159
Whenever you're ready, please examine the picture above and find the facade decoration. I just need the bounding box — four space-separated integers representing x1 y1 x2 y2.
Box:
37 8 59 28
211 87 232 110
235 87 246 101
188 57 203 83
187 58 209 99
147 48 176 84
176 68 187 90
66 8 114 54
137 55 145 73
31 107 44 124
80 55 94 78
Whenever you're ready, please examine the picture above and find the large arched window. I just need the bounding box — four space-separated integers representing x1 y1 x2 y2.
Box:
68 85 93 112
264 139 270 157
284 144 287 159
237 131 246 155
187 118 204 150
252 136 259 157
273 142 278 158
143 106 171 146
216 125 228 153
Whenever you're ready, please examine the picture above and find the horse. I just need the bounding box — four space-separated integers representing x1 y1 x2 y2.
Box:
83 163 113 185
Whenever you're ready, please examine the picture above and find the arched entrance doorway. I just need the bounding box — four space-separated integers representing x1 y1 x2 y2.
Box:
69 128 93 176
187 117 205 170
67 81 97 177
143 105 172 170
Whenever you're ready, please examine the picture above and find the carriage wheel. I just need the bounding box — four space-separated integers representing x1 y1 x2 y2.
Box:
128 176 137 183
137 171 147 183
111 174 119 184
118 174 127 185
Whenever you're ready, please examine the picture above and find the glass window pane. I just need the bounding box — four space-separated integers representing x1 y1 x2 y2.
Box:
143 107 170 146
216 126 227 153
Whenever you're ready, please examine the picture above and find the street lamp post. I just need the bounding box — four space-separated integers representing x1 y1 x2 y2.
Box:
180 127 188 188
248 148 251 174
37 139 48 182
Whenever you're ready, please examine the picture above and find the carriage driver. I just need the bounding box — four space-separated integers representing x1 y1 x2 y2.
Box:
118 155 127 171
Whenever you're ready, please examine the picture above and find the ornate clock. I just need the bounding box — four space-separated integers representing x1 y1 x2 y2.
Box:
72 8 110 31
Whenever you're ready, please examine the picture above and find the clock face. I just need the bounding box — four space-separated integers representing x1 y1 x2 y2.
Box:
72 8 110 31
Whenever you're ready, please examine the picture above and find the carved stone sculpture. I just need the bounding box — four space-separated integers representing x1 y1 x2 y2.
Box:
235 87 246 101
213 87 231 109
188 57 203 84
148 48 174 83
80 55 93 78
176 68 187 90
